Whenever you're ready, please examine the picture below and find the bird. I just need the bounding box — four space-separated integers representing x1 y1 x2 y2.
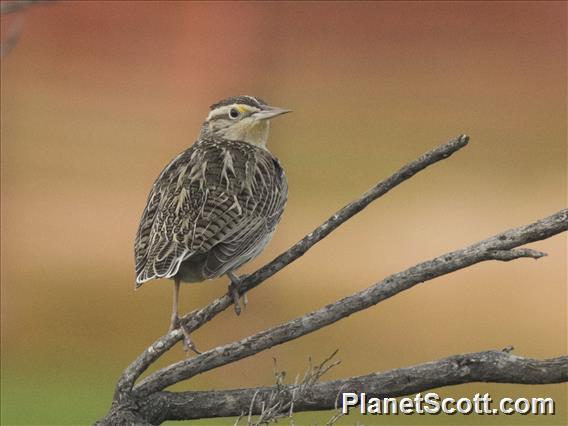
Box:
134 95 290 350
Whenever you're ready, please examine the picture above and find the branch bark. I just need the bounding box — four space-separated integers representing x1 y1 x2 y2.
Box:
99 135 568 424
139 350 568 423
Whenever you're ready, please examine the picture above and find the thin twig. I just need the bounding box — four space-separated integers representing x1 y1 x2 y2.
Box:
236 352 341 425
487 248 546 261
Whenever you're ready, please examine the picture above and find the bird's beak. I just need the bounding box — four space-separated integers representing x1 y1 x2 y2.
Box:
254 106 292 120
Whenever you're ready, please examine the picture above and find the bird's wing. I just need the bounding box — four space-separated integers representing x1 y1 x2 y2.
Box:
134 149 191 283
201 155 288 278
134 139 287 285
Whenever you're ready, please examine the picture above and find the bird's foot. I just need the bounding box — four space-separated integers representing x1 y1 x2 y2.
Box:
181 325 202 356
227 273 249 316
169 316 202 355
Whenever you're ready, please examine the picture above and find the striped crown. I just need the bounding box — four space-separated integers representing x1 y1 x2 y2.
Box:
210 96 267 110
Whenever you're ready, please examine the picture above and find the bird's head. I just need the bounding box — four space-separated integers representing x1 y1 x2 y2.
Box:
200 96 291 148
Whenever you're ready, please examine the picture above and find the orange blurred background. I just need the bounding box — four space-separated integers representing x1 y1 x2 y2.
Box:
1 1 566 425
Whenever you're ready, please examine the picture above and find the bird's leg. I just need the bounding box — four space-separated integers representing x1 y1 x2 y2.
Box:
227 271 249 316
169 278 201 355
169 278 182 332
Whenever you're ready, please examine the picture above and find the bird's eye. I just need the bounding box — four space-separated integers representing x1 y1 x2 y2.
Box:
229 108 240 119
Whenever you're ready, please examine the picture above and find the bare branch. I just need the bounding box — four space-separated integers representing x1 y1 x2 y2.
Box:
0 16 23 58
0 1 53 57
99 134 567 425
134 209 567 397
115 134 470 395
487 248 547 261
139 350 568 423
0 0 51 15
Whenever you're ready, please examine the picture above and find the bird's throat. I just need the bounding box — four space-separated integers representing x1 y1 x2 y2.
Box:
223 120 270 148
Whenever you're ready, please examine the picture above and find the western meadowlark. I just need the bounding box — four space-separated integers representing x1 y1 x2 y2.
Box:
134 96 289 348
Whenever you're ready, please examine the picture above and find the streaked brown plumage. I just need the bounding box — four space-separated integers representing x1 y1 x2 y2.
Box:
134 96 289 345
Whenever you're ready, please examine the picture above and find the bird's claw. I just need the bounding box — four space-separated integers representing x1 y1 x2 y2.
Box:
228 273 248 316
169 316 201 355
181 325 202 355
229 281 242 315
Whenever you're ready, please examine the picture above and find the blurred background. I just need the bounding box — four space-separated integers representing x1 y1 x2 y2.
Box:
1 1 566 425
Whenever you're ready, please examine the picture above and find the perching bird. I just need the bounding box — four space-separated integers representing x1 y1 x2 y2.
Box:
134 96 289 348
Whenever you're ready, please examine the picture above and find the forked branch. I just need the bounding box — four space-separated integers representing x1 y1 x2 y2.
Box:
99 135 568 425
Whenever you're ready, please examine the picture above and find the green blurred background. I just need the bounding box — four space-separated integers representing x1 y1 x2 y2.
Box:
1 1 566 425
